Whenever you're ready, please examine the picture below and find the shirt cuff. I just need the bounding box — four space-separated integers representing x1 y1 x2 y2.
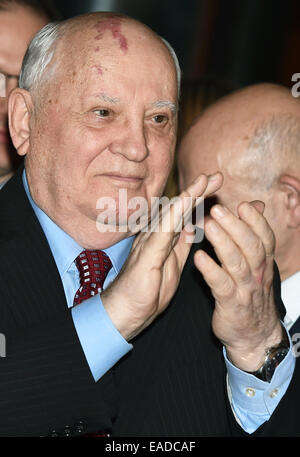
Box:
224 329 295 433
72 295 133 381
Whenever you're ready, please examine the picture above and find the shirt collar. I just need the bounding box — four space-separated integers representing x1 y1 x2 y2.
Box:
22 170 134 277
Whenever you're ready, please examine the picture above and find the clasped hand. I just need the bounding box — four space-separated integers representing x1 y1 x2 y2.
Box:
102 173 283 372
195 200 283 371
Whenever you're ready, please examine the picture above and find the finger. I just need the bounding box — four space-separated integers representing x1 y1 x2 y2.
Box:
204 217 252 285
237 201 275 258
134 173 223 267
149 172 220 244
237 201 276 282
180 171 223 201
194 249 235 301
173 224 196 271
209 204 266 274
134 176 203 268
248 200 265 214
167 172 223 234
130 192 197 258
196 171 223 200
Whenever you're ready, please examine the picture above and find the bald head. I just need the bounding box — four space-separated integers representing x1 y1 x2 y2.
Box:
19 12 180 100
178 83 300 191
178 83 300 280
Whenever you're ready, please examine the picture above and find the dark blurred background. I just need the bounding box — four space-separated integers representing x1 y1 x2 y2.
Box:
54 0 300 90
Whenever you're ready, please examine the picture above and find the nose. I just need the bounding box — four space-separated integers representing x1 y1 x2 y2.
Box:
108 119 149 162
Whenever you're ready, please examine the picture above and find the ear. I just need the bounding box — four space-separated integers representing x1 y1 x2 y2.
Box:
8 88 33 157
279 174 300 228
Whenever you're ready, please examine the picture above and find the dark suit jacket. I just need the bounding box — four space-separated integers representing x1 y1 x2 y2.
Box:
0 168 299 437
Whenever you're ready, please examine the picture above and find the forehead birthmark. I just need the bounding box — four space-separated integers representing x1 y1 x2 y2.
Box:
94 17 128 52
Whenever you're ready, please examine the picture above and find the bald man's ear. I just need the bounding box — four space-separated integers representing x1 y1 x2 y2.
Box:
8 88 33 157
279 175 300 228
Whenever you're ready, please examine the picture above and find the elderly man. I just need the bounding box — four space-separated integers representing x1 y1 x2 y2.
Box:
178 83 300 340
0 0 59 189
0 14 297 437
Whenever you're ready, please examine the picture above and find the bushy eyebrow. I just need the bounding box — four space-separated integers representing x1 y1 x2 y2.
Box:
150 100 177 114
90 94 177 114
93 92 120 104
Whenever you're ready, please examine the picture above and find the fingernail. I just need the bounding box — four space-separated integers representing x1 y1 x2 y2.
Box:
208 173 219 181
212 204 227 218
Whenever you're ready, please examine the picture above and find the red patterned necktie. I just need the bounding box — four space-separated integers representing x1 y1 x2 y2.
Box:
73 250 112 437
73 250 112 306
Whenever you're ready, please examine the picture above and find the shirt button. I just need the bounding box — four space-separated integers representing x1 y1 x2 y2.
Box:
269 388 279 398
245 387 256 397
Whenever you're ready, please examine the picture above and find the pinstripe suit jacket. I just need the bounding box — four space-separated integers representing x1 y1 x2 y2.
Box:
0 167 298 437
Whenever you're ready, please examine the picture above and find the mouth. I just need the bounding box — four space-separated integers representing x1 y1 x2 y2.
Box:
100 173 145 183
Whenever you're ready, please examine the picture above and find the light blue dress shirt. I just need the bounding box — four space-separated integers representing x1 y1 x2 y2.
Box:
22 171 134 381
22 170 295 434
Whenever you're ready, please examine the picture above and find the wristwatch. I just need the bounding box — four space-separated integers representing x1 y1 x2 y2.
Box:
246 325 290 383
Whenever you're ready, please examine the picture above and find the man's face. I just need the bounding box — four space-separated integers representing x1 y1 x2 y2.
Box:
25 22 178 246
178 124 283 252
0 5 47 175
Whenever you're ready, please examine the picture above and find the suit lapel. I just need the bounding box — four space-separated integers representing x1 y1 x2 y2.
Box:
0 167 68 330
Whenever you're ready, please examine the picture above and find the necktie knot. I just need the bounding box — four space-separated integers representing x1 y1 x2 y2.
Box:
73 250 112 306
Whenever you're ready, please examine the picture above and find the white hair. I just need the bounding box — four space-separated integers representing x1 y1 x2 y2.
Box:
160 37 181 97
19 20 181 96
19 21 64 92
226 114 300 190
247 114 300 188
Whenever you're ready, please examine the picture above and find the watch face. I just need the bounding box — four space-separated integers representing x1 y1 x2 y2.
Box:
247 327 290 382
264 348 289 382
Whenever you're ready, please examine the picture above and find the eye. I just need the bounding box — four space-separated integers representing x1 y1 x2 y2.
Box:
94 109 110 117
153 114 168 124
